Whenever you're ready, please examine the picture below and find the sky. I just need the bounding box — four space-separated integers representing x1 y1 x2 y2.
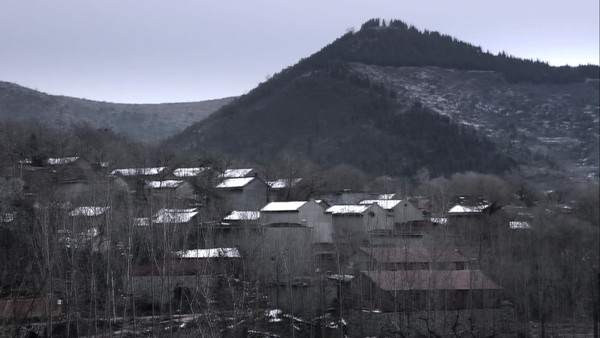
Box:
1 1 598 104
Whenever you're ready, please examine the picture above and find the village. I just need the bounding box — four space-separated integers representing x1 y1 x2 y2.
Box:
0 154 570 337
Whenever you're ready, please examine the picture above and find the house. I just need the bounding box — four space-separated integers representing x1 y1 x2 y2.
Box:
349 247 469 272
509 221 531 230
215 177 268 211
251 201 334 279
267 178 302 202
145 179 194 204
360 269 501 311
326 204 387 245
359 199 425 229
153 208 199 225
131 247 242 307
172 167 211 178
19 156 100 199
260 201 332 243
210 211 262 247
0 296 62 321
110 167 169 191
61 206 110 250
218 168 259 179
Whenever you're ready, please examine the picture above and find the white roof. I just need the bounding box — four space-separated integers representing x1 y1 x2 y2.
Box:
146 180 184 189
223 211 260 221
509 221 531 229
261 201 307 212
69 206 110 217
448 204 490 214
173 167 210 177
216 177 255 188
111 167 164 176
175 247 240 259
219 168 253 178
153 208 198 224
360 199 403 210
48 157 80 165
110 167 166 176
134 217 150 227
267 178 301 189
326 205 371 215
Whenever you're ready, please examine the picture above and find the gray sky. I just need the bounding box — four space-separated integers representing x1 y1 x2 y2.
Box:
1 0 598 103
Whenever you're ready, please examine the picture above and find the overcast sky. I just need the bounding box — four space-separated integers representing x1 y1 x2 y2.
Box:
1 1 598 103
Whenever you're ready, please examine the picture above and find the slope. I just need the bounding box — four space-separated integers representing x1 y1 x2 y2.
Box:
0 81 234 142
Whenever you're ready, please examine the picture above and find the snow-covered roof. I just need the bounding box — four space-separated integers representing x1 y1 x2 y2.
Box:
111 167 166 176
261 201 308 212
174 247 240 259
173 167 210 177
219 168 253 178
223 211 260 221
267 178 301 189
326 205 371 215
215 177 255 188
359 199 405 210
509 221 531 229
47 157 80 165
69 206 110 217
448 204 490 214
153 208 198 224
134 217 150 227
431 217 448 225
326 274 355 282
377 193 396 200
146 180 185 189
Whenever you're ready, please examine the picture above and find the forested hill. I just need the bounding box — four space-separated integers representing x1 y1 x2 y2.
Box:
0 81 234 142
166 19 598 178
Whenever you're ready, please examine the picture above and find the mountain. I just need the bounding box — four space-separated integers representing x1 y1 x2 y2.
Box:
0 81 234 142
167 19 599 179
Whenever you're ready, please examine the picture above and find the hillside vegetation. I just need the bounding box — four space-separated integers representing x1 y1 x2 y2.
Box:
167 19 598 178
0 81 234 142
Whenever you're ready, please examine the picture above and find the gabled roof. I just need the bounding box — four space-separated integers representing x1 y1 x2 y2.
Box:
153 208 198 224
111 167 166 176
359 247 467 263
448 204 491 214
326 205 371 215
267 178 302 189
359 199 406 210
223 211 260 221
261 201 308 212
509 221 531 229
363 270 500 291
47 157 80 165
216 177 255 189
146 180 185 189
431 217 448 225
173 167 210 177
174 247 241 259
69 206 110 217
219 168 253 178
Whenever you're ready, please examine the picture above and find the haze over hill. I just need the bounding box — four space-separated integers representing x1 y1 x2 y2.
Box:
167 19 599 179
0 81 234 142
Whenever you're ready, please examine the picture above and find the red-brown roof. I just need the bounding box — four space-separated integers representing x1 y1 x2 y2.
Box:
362 270 500 291
359 247 467 263
0 297 62 319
